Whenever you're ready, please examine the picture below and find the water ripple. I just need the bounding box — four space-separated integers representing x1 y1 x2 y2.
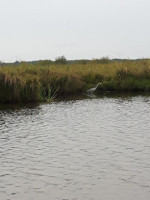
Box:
0 96 150 200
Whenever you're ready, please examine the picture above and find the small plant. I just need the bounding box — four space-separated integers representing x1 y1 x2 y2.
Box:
44 86 59 103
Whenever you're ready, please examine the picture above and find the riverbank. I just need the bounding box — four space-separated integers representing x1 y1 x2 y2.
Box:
0 59 150 103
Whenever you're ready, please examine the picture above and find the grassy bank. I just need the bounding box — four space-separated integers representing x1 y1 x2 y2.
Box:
0 59 150 103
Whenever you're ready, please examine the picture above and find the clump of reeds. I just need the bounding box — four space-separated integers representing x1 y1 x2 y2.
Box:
96 60 150 92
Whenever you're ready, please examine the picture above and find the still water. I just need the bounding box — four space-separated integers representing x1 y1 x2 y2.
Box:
0 95 150 200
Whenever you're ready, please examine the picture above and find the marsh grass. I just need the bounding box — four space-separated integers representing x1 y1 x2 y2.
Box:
0 59 150 103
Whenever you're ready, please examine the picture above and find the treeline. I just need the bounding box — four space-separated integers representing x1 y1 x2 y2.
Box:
1 56 149 67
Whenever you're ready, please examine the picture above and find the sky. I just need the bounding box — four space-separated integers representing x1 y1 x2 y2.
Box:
0 0 150 62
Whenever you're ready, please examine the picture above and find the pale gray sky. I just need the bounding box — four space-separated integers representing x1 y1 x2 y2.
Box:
0 0 150 62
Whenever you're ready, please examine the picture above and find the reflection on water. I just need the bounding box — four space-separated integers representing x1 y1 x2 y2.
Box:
0 96 150 200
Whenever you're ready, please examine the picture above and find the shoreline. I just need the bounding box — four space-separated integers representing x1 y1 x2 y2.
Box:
0 59 150 104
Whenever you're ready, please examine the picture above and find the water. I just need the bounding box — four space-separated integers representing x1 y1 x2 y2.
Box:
0 95 150 200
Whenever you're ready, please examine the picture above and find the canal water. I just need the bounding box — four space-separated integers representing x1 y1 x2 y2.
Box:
0 95 150 200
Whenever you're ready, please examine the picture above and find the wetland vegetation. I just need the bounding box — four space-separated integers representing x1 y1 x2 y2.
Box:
0 57 150 103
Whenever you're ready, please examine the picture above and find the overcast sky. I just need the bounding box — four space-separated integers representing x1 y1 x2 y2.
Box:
0 0 150 62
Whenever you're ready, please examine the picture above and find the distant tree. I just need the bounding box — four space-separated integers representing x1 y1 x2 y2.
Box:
55 56 67 65
100 56 110 64
14 61 20 66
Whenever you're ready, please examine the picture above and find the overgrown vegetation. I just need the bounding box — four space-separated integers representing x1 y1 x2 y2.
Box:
0 58 150 103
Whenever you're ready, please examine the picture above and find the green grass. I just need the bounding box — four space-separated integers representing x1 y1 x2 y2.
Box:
0 59 150 103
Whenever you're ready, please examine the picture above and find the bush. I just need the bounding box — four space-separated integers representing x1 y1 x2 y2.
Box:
55 56 67 65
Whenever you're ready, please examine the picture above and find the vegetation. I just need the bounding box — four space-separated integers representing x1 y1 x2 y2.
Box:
0 58 150 103
55 56 67 65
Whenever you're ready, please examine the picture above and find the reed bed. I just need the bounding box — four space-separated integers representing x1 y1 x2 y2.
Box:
0 59 150 103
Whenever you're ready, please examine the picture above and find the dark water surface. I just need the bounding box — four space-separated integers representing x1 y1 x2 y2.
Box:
0 95 150 200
